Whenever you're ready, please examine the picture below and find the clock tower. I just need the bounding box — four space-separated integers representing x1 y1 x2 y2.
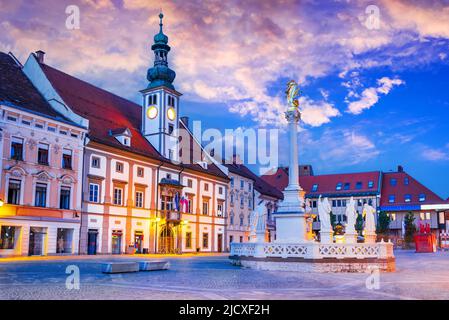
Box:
141 13 181 161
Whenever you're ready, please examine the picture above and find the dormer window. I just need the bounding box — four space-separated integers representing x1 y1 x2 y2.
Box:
110 128 132 147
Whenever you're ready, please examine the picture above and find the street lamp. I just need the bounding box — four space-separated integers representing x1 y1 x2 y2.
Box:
153 217 161 254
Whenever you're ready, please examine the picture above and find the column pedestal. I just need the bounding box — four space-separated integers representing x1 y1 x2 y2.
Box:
345 231 358 244
365 232 376 244
320 230 334 244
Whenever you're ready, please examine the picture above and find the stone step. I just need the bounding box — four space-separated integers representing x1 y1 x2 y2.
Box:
101 262 140 274
139 260 170 271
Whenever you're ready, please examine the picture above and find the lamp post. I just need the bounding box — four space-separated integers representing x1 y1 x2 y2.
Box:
153 217 161 253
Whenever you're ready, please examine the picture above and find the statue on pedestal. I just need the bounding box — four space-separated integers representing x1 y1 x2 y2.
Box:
317 196 332 231
249 201 266 242
345 197 357 233
363 203 377 243
363 203 376 233
286 80 300 112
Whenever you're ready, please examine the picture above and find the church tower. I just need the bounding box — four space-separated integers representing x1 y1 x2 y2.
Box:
141 13 181 161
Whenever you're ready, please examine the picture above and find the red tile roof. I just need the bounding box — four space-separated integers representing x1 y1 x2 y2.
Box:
0 52 76 125
262 167 382 197
380 172 444 206
39 62 227 180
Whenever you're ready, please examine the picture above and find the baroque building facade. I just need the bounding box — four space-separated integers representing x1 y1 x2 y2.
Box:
0 52 87 256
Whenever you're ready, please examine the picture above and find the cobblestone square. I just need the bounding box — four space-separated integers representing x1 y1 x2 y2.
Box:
1 250 449 300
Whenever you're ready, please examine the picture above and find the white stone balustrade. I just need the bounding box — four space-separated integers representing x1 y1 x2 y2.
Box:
230 241 394 260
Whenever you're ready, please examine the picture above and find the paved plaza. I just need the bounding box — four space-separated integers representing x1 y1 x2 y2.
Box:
1 250 449 300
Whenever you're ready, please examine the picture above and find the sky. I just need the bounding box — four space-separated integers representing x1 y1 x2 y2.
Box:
1 0 449 199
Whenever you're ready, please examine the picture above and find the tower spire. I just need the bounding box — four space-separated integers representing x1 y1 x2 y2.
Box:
146 12 176 90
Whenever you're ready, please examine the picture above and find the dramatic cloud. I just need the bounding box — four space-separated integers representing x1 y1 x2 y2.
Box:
346 77 404 115
0 0 448 128
301 128 380 167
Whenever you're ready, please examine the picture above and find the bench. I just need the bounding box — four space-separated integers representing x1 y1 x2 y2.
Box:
102 262 140 274
139 260 170 271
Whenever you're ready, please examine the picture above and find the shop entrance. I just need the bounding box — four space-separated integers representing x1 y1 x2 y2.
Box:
134 231 143 253
111 230 122 254
28 227 46 256
88 229 98 255
217 234 223 252
56 228 73 254
159 225 175 254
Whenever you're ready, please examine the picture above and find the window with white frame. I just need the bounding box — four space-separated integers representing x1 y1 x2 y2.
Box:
59 186 71 209
35 183 47 207
7 179 21 205
113 187 123 206
91 156 100 168
10 137 24 161
135 190 144 208
89 183 99 203
62 149 72 169
217 202 223 217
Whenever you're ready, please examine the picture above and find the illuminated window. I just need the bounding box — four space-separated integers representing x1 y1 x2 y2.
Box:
336 182 342 190
185 232 192 249
368 181 374 188
202 233 209 248
404 194 411 203
419 194 426 202
312 184 318 192
388 195 395 203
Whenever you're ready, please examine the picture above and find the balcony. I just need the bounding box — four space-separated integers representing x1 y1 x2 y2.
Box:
159 210 181 222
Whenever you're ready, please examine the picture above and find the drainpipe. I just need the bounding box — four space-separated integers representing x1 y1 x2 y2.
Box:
177 165 185 254
78 133 88 255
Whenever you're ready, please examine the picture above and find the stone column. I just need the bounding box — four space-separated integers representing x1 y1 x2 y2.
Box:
273 109 307 243
320 230 333 244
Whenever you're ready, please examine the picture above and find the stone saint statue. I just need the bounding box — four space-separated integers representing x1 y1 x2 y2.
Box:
317 196 332 232
363 203 376 233
249 201 266 241
286 80 300 112
345 197 358 233
255 202 266 234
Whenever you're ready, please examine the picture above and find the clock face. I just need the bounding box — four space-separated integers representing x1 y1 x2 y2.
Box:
147 106 158 119
167 107 176 121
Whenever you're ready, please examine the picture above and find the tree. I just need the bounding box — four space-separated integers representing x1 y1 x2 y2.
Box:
355 212 364 236
404 212 417 245
377 211 391 235
330 211 337 229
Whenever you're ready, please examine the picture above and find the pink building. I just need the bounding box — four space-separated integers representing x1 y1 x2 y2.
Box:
0 52 88 256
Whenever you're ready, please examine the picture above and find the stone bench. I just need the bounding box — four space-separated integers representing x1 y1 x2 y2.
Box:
102 262 140 274
139 260 170 271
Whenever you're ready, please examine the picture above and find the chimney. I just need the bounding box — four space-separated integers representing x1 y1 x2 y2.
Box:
232 154 242 165
180 116 189 129
35 50 45 64
398 165 404 173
